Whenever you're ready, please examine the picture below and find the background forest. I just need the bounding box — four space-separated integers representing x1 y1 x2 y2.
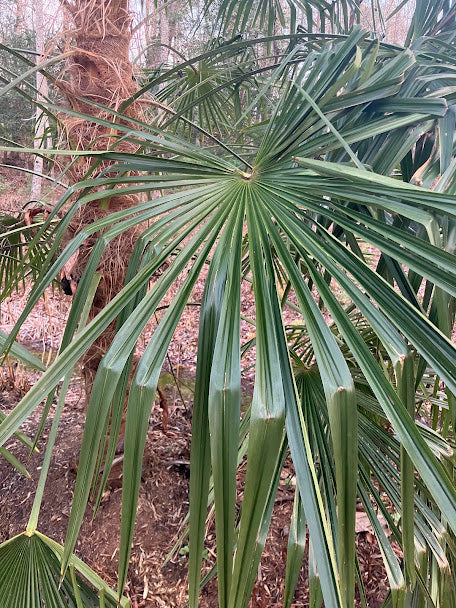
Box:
1 0 456 607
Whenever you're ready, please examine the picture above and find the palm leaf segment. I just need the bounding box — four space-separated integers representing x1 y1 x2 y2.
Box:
2 29 456 608
204 0 361 35
152 37 258 137
0 532 126 607
0 210 57 299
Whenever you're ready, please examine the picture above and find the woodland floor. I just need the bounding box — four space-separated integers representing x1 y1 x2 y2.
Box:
0 166 391 607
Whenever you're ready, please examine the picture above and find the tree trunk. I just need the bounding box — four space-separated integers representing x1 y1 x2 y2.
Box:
30 1 49 202
143 0 161 66
159 3 170 65
58 0 143 394
14 0 25 35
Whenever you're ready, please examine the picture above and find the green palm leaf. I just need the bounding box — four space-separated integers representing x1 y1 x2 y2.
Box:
0 532 126 608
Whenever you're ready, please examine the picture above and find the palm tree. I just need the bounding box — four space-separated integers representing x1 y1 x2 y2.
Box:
1 0 456 606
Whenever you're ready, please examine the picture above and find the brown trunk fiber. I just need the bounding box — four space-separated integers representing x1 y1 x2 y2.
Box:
57 0 144 421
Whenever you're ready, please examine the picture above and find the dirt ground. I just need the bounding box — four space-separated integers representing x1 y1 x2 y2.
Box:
0 166 390 607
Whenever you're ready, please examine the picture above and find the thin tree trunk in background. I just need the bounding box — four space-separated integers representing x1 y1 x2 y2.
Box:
168 7 179 63
159 2 170 65
30 1 49 202
141 0 177 70
14 0 25 35
144 0 160 66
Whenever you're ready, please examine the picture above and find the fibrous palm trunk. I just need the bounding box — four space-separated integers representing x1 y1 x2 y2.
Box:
58 0 143 391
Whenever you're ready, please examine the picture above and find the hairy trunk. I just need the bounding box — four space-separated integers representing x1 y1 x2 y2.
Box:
58 0 143 400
